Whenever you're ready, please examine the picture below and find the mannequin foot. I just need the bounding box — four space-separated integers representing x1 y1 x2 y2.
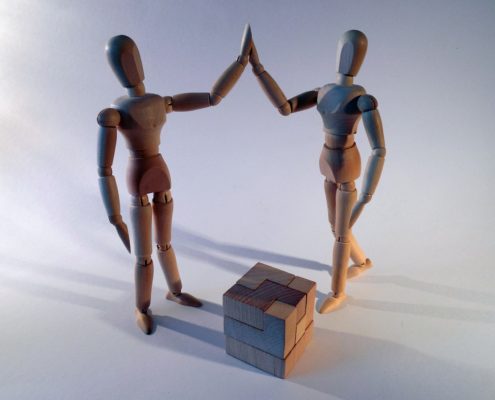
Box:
317 293 346 314
166 291 203 307
347 258 372 279
135 309 154 335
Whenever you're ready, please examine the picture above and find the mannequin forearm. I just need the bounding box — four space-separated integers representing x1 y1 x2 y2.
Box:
97 110 131 252
98 175 122 222
350 148 385 227
251 61 291 115
350 99 386 228
211 23 252 104
249 43 317 115
165 56 248 112
166 25 252 112
210 56 248 104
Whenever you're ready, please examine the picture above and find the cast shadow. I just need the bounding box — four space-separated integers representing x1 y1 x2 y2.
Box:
172 227 495 319
3 253 492 397
354 274 495 307
140 310 265 374
200 299 224 317
291 327 493 400
154 315 224 348
173 226 329 272
4 224 494 387
0 255 259 374
173 243 250 277
315 289 495 324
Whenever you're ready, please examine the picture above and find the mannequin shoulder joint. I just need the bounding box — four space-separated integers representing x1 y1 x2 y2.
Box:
357 94 378 113
97 108 121 127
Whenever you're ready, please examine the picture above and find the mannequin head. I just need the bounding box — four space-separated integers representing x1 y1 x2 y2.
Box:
106 35 145 91
336 30 368 77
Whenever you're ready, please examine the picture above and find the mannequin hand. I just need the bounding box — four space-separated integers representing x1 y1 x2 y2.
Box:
250 42 261 67
110 215 131 253
239 23 253 64
349 196 370 228
249 42 265 78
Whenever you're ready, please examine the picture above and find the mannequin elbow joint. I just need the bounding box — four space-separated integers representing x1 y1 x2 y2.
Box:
360 193 373 204
210 94 222 106
98 167 112 177
278 103 291 116
372 147 386 157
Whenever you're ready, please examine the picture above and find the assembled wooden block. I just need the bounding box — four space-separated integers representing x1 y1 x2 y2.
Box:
223 263 316 378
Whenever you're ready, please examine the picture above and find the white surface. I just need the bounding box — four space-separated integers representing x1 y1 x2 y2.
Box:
1 1 494 399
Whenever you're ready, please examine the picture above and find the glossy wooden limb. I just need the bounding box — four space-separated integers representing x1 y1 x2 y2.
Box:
347 257 372 279
165 59 247 111
152 191 202 307
349 233 367 267
97 108 130 252
165 25 251 112
318 182 357 314
332 182 357 294
130 195 154 334
99 176 130 253
130 195 152 263
134 261 154 334
152 191 182 294
288 90 318 113
350 95 386 227
156 246 181 294
97 109 118 173
249 42 291 115
324 179 368 267
210 58 247 105
210 24 251 104
249 39 316 115
167 93 211 112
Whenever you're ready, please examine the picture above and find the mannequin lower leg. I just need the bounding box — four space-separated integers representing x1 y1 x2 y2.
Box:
324 179 368 267
347 232 373 278
130 195 154 334
319 181 357 313
331 182 356 296
153 191 201 307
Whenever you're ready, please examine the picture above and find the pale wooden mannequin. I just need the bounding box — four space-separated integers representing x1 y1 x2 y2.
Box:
247 28 386 314
97 27 253 334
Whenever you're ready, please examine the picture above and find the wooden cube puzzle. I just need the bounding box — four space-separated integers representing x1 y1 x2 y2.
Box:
223 262 316 378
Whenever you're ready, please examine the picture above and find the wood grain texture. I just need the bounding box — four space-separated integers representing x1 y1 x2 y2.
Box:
223 283 265 329
295 316 306 343
225 321 314 379
236 262 295 290
224 300 297 358
289 276 316 332
223 263 316 374
223 278 306 329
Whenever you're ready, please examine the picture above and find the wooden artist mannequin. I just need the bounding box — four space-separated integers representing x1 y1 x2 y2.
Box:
97 27 252 334
248 28 386 314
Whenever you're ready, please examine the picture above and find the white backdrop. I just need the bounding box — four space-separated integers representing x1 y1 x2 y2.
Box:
1 1 494 399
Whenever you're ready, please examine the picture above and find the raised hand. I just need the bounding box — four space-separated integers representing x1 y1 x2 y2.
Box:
247 30 263 74
239 24 253 65
245 27 291 115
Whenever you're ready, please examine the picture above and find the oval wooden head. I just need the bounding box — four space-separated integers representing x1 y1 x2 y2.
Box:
336 30 368 77
106 35 145 88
